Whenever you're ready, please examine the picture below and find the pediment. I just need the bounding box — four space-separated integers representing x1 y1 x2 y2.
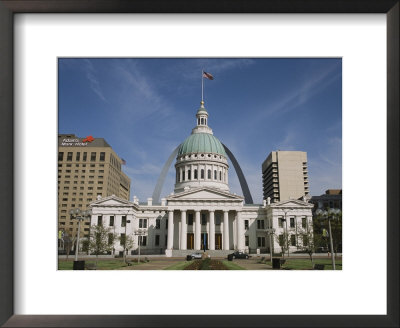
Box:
90 195 133 207
270 199 313 208
168 187 243 201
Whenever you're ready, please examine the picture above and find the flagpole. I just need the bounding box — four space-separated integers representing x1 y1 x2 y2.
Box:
201 69 204 103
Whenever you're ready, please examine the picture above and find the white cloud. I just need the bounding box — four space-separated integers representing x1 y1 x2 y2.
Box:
83 59 106 102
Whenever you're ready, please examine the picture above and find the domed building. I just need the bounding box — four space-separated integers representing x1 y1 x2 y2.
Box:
89 101 314 258
174 101 229 193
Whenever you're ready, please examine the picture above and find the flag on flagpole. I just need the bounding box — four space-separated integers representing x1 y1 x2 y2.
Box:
121 159 126 165
202 71 214 80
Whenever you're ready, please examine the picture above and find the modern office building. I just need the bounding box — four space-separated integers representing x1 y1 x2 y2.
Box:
88 102 313 257
262 151 309 203
310 189 342 211
58 134 131 243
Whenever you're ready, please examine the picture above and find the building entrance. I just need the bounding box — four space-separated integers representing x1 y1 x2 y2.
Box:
201 233 208 250
187 233 194 249
215 233 222 250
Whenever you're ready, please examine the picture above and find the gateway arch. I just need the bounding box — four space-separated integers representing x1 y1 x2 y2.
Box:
152 144 254 204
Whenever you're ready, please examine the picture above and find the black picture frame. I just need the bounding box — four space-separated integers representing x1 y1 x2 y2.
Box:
0 1 398 327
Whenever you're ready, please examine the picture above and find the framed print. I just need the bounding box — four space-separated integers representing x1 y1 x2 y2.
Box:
0 1 398 327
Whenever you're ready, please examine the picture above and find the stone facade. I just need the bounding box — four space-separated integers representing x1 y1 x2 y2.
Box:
88 101 313 257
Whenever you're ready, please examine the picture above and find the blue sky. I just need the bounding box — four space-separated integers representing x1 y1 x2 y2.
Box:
59 58 342 204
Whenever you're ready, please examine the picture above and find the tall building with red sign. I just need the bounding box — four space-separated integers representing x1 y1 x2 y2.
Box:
58 134 131 250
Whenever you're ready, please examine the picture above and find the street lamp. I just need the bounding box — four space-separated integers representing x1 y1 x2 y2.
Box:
134 228 146 263
123 218 131 264
266 228 275 263
315 208 341 270
69 208 92 269
282 209 292 258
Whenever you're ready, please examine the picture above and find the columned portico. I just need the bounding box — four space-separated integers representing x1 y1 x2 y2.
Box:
180 210 187 250
209 210 215 250
167 210 174 249
223 210 229 250
195 210 201 250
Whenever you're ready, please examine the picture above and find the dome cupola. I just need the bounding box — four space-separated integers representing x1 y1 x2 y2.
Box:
174 101 229 193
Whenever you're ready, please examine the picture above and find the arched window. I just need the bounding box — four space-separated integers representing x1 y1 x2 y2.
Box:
177 171 180 183
182 170 185 181
201 169 204 179
205 119 207 125
214 170 217 180
207 169 211 179
201 118 204 125
188 170 191 180
194 169 198 179
219 171 222 180
198 118 200 125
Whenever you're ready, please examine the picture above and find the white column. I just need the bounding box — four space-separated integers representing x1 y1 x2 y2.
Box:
167 210 174 249
236 211 245 252
209 211 215 250
223 211 229 250
180 211 187 250
195 210 201 250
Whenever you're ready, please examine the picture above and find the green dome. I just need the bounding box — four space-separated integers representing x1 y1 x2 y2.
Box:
178 133 226 157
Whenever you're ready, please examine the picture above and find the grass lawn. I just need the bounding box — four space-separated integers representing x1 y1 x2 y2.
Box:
163 261 193 270
221 261 246 270
58 259 140 270
281 258 342 270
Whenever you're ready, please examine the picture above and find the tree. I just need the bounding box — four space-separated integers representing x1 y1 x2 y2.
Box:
275 231 290 259
63 232 76 260
118 233 134 264
314 209 342 258
296 219 325 267
88 223 115 266
330 212 342 257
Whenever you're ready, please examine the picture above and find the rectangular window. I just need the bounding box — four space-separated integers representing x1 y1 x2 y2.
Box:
257 237 265 247
76 152 80 161
120 233 126 246
100 152 105 161
139 236 147 246
97 215 102 225
257 220 265 229
165 235 168 246
290 217 295 228
244 220 249 230
290 234 296 246
188 214 193 225
245 235 249 246
109 216 114 226
91 152 96 161
155 235 160 246
139 219 148 229
278 217 283 228
83 152 87 161
66 152 72 161
156 218 161 229
58 152 64 161
279 234 284 246
108 233 114 245
121 216 126 227
303 235 308 246
201 213 206 225
302 217 307 229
